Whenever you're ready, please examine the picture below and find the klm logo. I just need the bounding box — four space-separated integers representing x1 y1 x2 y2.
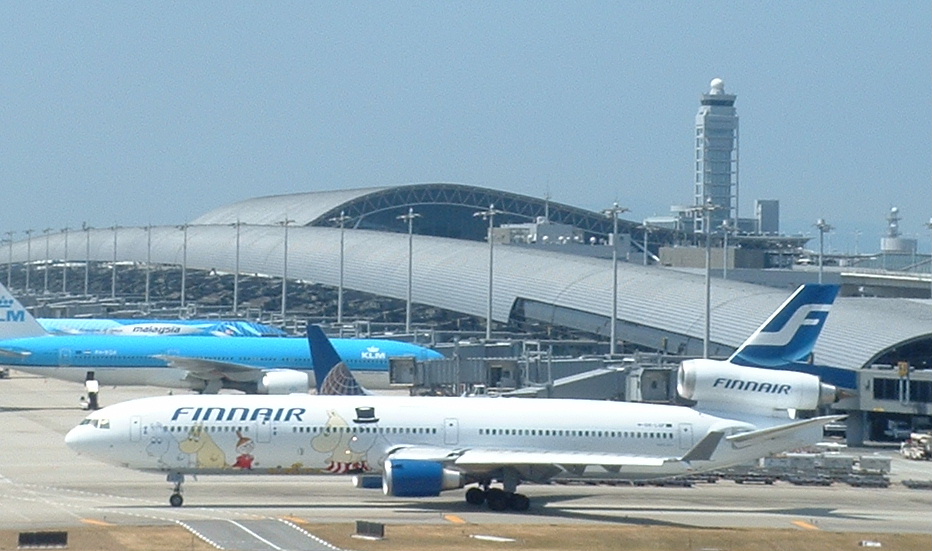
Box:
4 310 25 322
1 296 25 322
361 346 386 360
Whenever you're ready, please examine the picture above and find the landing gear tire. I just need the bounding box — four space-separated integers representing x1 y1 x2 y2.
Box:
507 493 530 511
465 487 486 506
486 488 508 511
167 472 185 507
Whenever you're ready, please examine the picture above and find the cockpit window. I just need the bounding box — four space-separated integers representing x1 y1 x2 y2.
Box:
79 418 110 429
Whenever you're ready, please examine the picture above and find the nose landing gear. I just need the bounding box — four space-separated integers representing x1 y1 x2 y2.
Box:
167 472 184 507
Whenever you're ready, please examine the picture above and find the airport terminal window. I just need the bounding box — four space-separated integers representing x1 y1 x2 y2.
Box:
909 380 932 403
873 378 899 400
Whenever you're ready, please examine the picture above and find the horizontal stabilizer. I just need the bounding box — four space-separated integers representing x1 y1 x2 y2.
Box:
680 431 724 462
726 414 846 448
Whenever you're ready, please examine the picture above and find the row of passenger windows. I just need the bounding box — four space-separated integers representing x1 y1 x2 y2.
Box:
147 424 437 436
292 426 437 435
161 425 251 434
479 428 674 440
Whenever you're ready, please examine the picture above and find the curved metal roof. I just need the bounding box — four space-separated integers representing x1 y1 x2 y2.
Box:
7 225 930 372
190 183 668 243
190 187 391 226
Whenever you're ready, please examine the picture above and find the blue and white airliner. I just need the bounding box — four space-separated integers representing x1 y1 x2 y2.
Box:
38 318 287 337
0 283 442 394
65 285 845 511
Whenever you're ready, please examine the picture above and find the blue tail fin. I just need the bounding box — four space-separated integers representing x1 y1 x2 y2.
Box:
729 284 839 368
307 324 369 396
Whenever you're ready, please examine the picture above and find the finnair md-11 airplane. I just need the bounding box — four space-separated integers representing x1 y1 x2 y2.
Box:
66 285 845 511
0 283 442 394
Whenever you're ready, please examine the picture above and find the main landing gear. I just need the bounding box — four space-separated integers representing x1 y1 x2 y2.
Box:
168 472 184 507
464 486 530 511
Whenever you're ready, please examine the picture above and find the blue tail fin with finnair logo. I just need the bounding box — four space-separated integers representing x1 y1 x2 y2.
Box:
728 284 839 368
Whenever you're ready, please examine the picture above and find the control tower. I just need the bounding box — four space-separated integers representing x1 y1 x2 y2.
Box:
694 78 738 231
881 207 917 254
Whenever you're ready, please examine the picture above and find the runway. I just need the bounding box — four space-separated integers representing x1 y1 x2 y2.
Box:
2 373 931 536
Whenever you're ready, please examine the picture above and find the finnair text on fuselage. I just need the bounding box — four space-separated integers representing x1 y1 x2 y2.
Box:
171 406 307 423
712 377 791 395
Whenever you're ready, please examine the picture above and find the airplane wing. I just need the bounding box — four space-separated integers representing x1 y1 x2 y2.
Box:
153 355 263 383
0 348 32 358
386 431 725 479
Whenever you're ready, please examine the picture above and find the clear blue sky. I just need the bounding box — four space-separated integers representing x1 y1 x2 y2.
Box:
2 2 929 253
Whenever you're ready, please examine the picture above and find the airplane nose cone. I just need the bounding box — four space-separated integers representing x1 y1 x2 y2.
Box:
64 425 84 451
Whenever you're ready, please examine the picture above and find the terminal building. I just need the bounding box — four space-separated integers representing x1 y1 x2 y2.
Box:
2 182 931 445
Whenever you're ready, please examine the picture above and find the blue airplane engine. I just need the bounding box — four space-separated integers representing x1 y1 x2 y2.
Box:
381 459 464 497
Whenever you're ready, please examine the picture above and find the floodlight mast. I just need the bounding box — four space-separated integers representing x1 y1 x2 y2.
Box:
329 212 352 324
474 204 503 340
396 208 421 334
689 198 719 359
602 203 629 356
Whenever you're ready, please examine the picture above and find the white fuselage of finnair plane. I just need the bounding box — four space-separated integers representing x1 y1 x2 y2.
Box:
0 335 440 391
67 393 810 481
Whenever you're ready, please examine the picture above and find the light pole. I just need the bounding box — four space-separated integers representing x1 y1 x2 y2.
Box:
926 218 932 299
690 198 718 359
815 218 833 284
474 204 503 340
279 218 295 318
24 229 33 292
61 227 70 293
721 220 733 281
232 220 243 315
397 207 421 334
602 203 629 356
3 231 12 288
144 225 152 308
329 212 351 324
637 223 655 266
82 224 92 296
111 225 119 299
43 228 52 294
178 224 189 310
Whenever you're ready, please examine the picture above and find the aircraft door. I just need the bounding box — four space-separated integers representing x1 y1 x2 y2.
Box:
444 418 459 445
257 420 272 443
59 349 73 367
678 423 694 450
130 416 141 442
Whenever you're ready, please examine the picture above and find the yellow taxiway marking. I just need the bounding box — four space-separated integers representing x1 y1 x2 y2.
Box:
81 518 115 527
792 520 820 530
282 515 308 525
444 514 467 525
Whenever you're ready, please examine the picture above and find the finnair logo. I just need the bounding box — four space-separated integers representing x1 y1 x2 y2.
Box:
713 377 791 395
361 346 386 360
751 305 829 347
